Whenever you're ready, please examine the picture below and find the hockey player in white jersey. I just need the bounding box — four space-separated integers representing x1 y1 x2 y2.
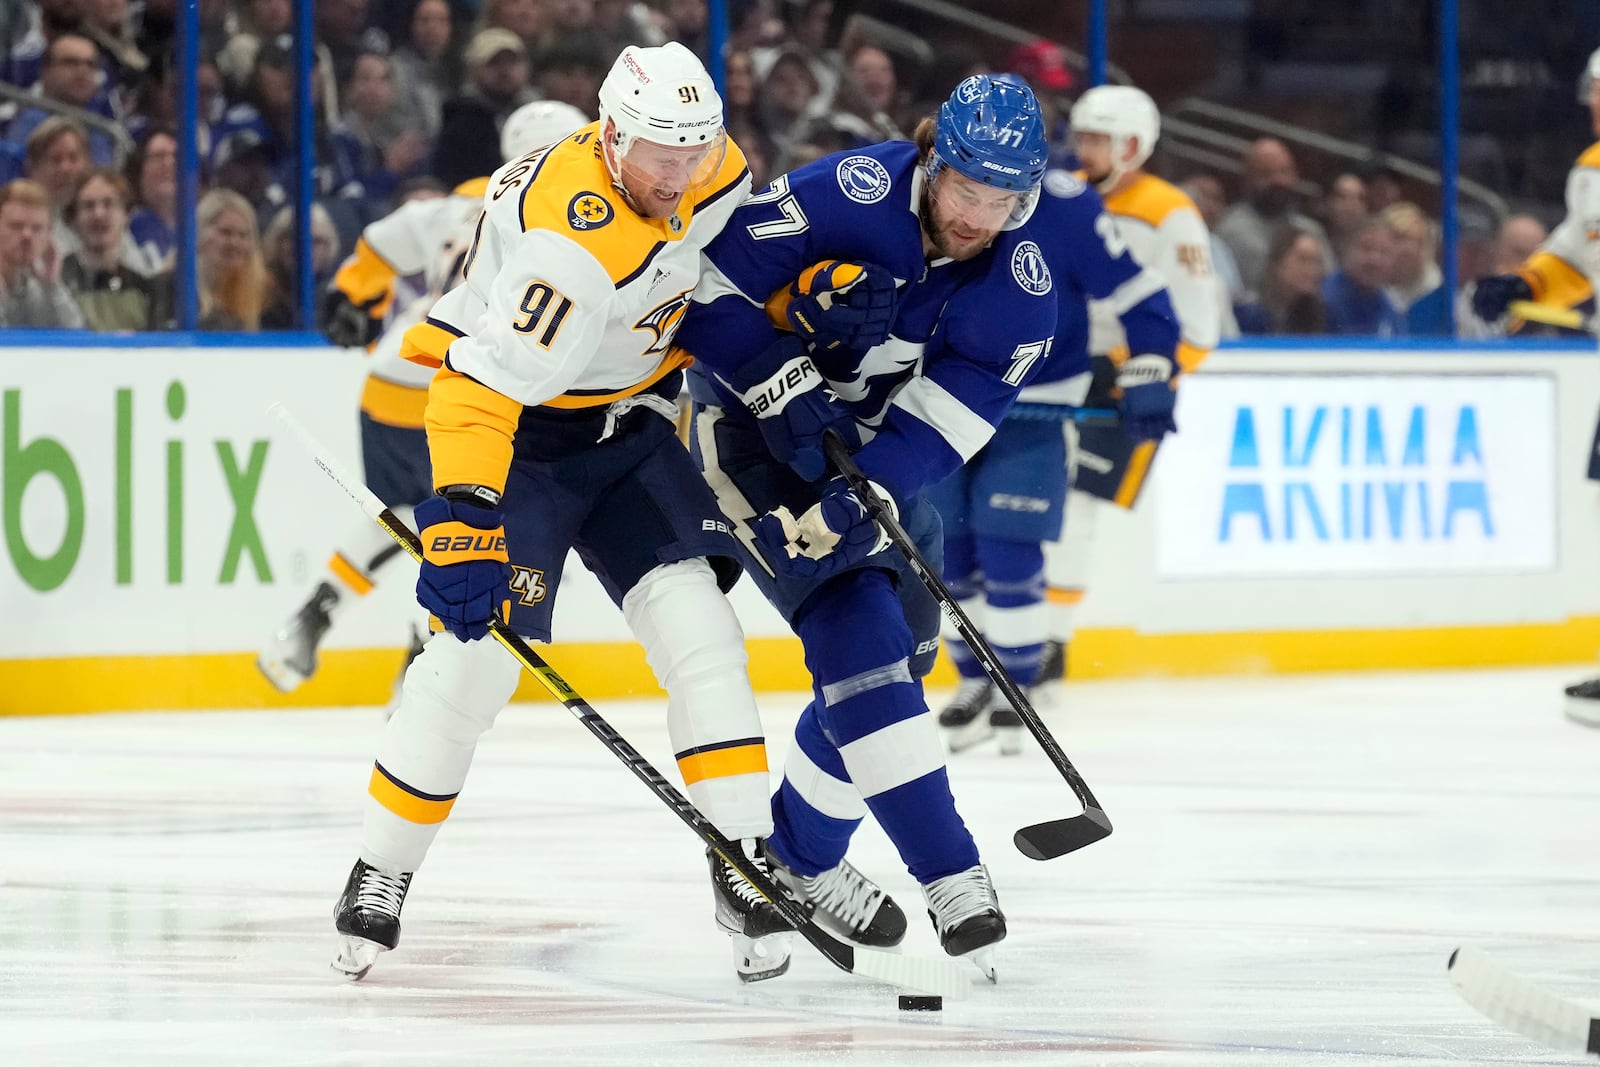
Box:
326 44 791 986
257 101 588 699
1472 45 1600 726
1039 85 1222 689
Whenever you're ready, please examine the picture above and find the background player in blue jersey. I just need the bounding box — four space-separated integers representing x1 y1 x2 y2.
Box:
675 75 1055 979
928 100 1182 754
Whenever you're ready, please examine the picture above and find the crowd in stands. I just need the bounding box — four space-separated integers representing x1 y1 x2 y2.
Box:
0 0 1575 338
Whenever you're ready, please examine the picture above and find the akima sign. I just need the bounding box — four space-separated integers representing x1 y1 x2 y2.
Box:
1156 374 1557 577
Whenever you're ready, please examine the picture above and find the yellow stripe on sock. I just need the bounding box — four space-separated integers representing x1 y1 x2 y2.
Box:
677 742 769 787
328 553 375 596
1046 587 1086 606
368 764 456 824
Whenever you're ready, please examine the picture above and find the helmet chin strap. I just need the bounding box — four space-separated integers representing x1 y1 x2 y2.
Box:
601 122 645 213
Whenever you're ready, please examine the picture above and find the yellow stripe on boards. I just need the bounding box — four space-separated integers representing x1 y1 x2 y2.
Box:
677 743 769 787
8 623 1600 716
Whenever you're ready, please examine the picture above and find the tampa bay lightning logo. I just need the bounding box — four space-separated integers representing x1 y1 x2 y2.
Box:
1011 241 1052 295
836 155 891 204
955 76 984 104
568 192 613 231
1044 170 1086 198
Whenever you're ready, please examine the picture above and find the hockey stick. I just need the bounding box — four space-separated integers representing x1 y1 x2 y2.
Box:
268 403 971 1001
1508 299 1596 333
821 430 1112 861
1005 404 1121 426
1448 946 1600 1056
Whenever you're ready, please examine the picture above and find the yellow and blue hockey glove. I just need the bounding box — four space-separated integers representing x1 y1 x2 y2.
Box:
415 490 511 642
782 259 899 351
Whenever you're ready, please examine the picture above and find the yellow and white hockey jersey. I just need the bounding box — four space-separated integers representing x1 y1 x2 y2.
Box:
1087 172 1222 372
330 178 489 429
1516 142 1600 309
401 122 750 494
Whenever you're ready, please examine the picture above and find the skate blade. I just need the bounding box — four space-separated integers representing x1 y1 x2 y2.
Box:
995 726 1024 756
331 935 384 981
945 719 994 754
732 931 794 984
257 652 309 694
966 946 997 983
1563 697 1600 727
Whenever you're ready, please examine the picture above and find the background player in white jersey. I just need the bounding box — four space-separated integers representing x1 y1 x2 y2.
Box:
327 44 788 985
1472 45 1600 726
1039 85 1222 688
257 101 588 701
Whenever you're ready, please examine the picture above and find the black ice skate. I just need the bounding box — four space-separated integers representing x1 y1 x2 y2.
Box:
332 858 413 981
768 852 907 947
938 677 994 753
922 863 1006 982
258 581 340 692
1037 639 1068 685
1564 676 1600 727
707 840 794 983
988 697 1026 757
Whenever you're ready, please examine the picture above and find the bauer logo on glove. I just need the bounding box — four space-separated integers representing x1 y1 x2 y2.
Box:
766 259 899 352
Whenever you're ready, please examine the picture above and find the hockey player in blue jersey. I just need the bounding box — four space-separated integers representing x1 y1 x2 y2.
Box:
928 80 1182 755
674 75 1056 979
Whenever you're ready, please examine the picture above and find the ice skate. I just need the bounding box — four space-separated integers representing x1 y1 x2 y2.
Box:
768 851 907 947
938 677 994 753
707 840 794 983
331 858 413 981
384 626 429 720
258 581 340 692
988 690 1026 756
1564 676 1600 727
922 863 1005 982
1031 639 1068 706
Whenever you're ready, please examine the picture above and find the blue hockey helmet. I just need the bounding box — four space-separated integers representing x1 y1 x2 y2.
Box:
933 74 1048 194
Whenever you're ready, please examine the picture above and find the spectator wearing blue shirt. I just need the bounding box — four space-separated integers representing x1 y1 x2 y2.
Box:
125 127 177 268
6 34 120 167
1322 216 1406 336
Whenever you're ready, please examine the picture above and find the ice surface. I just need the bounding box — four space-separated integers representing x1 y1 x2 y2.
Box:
4 666 1599 1065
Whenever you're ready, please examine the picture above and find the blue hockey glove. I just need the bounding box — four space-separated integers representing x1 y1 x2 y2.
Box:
727 334 860 481
1115 354 1178 443
1470 273 1534 324
752 477 895 580
780 260 899 351
414 491 511 642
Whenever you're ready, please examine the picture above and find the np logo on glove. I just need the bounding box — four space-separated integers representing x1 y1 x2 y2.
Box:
415 492 512 641
776 259 899 352
1115 354 1179 444
753 477 895 580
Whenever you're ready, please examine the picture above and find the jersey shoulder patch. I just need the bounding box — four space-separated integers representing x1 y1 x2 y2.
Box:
835 153 894 204
1045 170 1087 198
1105 174 1197 227
1010 240 1053 296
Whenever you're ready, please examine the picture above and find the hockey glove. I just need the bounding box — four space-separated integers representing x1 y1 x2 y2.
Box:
752 477 895 580
782 260 899 351
1470 273 1534 324
414 491 511 642
728 333 861 481
1116 354 1178 443
322 287 385 348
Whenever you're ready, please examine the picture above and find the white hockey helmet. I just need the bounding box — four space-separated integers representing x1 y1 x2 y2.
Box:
596 42 727 212
500 100 589 162
1580 45 1600 104
1069 85 1161 191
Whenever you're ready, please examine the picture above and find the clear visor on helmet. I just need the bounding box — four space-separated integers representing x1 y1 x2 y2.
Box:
615 129 729 201
927 156 1038 229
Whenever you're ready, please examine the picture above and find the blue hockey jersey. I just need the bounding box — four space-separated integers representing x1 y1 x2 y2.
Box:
677 141 1059 503
1012 169 1180 400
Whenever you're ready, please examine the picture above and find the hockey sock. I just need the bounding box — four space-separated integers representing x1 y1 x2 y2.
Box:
974 535 1047 687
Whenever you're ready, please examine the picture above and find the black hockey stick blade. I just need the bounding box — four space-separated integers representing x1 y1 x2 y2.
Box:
1014 805 1113 860
822 430 1111 860
1448 946 1600 1057
270 403 971 1000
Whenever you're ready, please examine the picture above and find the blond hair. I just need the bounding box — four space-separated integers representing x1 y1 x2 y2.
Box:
0 177 51 213
197 188 267 330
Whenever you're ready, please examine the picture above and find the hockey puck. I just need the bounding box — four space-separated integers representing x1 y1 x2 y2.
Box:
897 994 942 1011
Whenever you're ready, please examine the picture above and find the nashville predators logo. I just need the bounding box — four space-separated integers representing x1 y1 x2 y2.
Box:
634 288 694 356
568 192 613 231
509 565 549 606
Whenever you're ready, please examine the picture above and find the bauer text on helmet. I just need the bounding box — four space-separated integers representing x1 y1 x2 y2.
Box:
1070 85 1160 194
500 100 589 162
597 43 728 219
